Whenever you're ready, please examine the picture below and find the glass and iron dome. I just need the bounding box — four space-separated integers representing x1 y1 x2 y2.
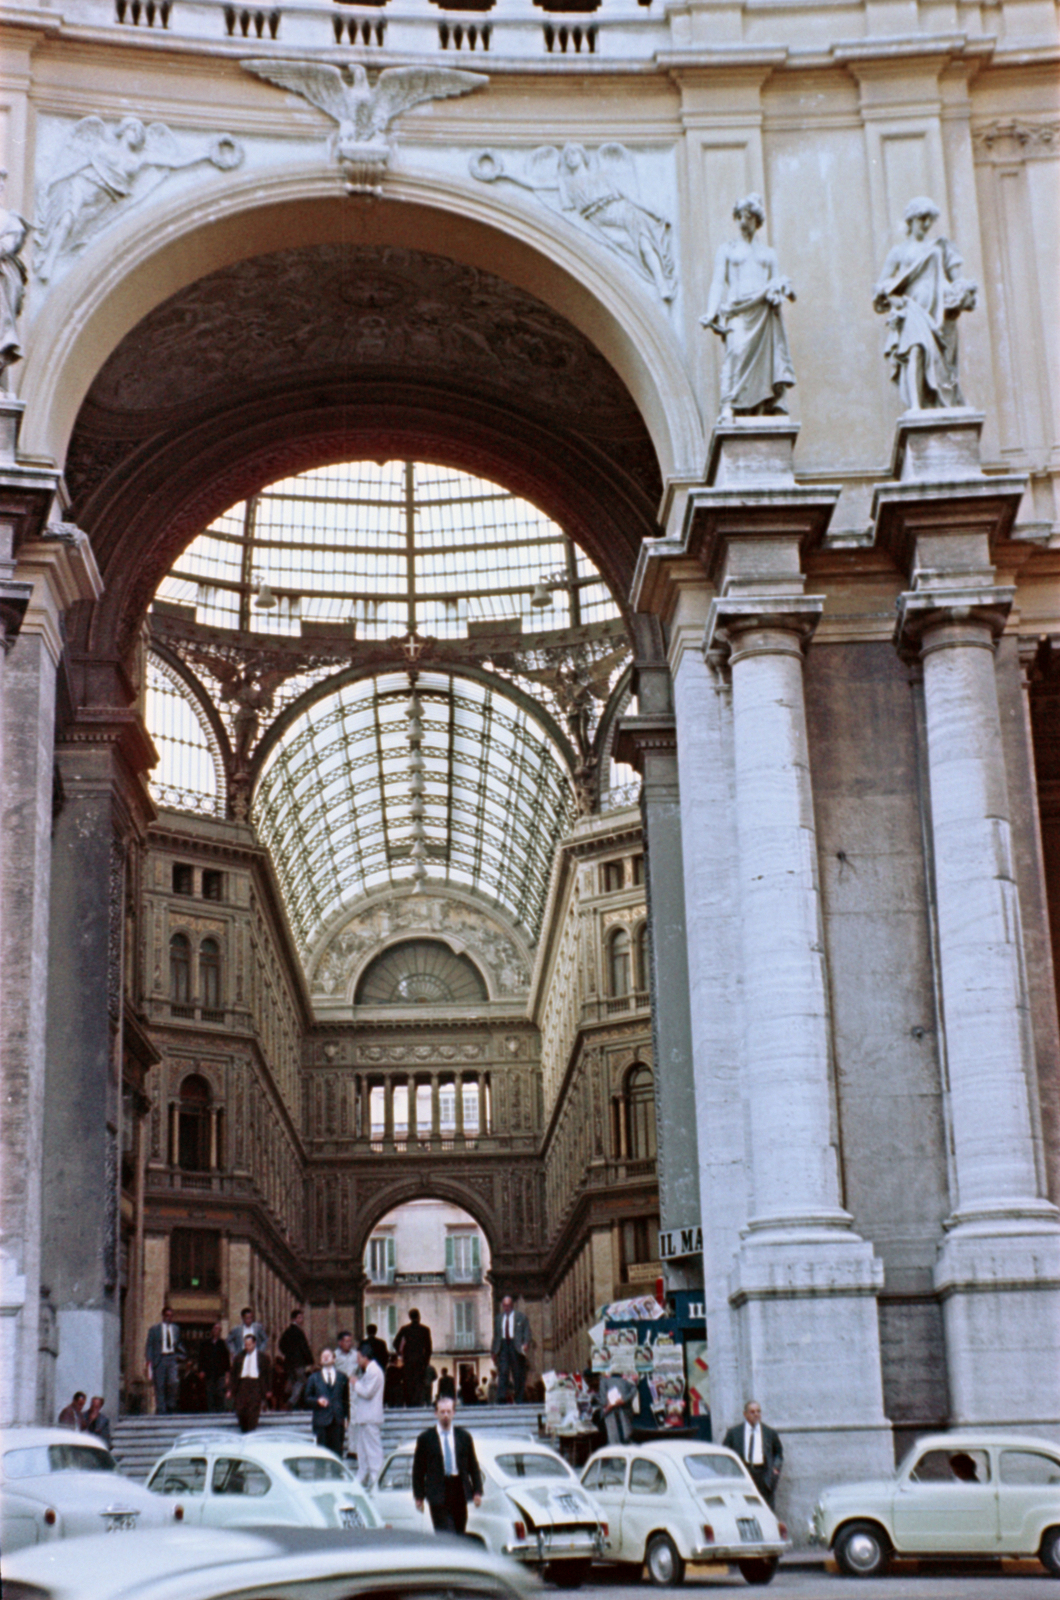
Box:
146 460 620 957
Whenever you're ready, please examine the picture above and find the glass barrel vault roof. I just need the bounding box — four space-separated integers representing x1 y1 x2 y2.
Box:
149 461 613 960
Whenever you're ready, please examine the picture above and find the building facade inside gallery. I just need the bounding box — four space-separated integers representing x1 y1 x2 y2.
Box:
1 0 1059 1535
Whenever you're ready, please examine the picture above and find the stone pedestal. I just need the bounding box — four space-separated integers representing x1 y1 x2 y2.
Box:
874 411 1060 1430
615 617 701 1294
633 421 892 1535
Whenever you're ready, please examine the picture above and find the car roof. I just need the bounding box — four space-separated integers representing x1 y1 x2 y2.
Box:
903 1433 1060 1454
1 1427 111 1451
2 1524 533 1600
586 1440 740 1459
164 1430 329 1456
386 1433 546 1460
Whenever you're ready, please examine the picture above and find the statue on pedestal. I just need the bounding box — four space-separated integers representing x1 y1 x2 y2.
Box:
873 197 978 411
700 194 796 423
0 171 29 390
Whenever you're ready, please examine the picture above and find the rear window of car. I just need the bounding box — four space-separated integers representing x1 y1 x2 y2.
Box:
583 1457 627 1490
494 1453 571 1480
212 1457 272 1496
379 1455 413 1491
149 1456 207 1494
284 1456 352 1482
684 1453 749 1482
910 1449 991 1484
1000 1451 1060 1485
5 1444 118 1478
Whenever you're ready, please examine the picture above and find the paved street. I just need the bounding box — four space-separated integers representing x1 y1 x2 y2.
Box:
573 1563 1057 1598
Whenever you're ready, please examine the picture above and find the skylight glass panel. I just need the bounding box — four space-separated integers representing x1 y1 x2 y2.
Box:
145 654 225 817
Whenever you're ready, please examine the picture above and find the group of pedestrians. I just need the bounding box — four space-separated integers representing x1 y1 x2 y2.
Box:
56 1390 112 1448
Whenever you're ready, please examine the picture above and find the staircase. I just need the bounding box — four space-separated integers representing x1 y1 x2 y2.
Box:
112 1403 543 1482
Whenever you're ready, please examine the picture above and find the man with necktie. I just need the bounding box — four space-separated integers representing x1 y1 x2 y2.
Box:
412 1391 483 1535
491 1294 531 1404
304 1348 349 1457
231 1330 272 1433
723 1399 783 1508
144 1306 186 1414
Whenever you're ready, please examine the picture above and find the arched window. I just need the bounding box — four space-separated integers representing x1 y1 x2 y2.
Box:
608 927 632 997
170 933 191 1003
626 1064 657 1161
200 938 221 1009
635 923 650 993
178 1073 211 1172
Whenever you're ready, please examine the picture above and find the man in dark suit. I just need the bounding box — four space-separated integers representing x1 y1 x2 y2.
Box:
723 1399 783 1507
412 1392 483 1535
144 1306 186 1415
199 1321 231 1412
231 1331 272 1433
395 1308 432 1408
491 1295 531 1403
365 1322 389 1375
304 1348 349 1457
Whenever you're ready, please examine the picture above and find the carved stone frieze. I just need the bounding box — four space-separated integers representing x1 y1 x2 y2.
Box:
972 120 1060 159
311 891 531 1000
65 244 661 518
34 116 244 284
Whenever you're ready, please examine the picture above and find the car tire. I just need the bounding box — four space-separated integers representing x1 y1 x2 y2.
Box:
834 1522 890 1577
1040 1526 1060 1577
544 1559 590 1589
645 1532 685 1586
737 1556 779 1585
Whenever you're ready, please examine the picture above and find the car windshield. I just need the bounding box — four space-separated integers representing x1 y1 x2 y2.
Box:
684 1453 749 1482
3 1444 117 1479
494 1453 571 1480
284 1456 354 1482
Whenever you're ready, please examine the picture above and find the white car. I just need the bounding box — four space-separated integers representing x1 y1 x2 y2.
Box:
0 1426 179 1554
372 1434 607 1587
145 1429 379 1531
1 1524 538 1600
580 1439 790 1586
811 1431 1060 1576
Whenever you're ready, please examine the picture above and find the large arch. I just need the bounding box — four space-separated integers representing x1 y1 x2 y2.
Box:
20 169 703 492
350 1178 501 1272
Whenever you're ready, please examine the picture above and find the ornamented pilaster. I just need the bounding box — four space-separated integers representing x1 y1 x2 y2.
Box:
874 410 1060 1429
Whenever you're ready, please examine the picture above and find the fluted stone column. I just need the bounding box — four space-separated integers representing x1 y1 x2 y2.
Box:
0 492 101 1423
616 616 701 1294
633 420 891 1526
876 412 1060 1428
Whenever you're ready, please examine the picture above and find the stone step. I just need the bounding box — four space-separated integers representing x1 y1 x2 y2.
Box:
111 1403 543 1482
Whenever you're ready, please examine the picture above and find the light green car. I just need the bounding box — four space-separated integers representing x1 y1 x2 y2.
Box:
810 1432 1060 1576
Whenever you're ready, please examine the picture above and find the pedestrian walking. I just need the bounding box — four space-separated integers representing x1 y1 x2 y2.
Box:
227 1306 268 1359
83 1395 112 1449
278 1308 314 1410
199 1321 231 1412
305 1349 348 1457
491 1295 531 1403
365 1322 389 1374
412 1392 483 1534
57 1391 86 1430
231 1330 271 1433
351 1341 385 1488
144 1306 185 1415
723 1400 783 1508
395 1308 432 1408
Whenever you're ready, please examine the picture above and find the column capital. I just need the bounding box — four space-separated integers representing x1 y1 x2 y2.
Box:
895 587 1014 659
54 707 158 839
707 593 825 659
613 712 677 770
15 528 104 667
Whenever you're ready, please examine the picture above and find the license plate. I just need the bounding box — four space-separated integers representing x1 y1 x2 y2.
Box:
104 1513 139 1532
340 1505 367 1529
737 1517 763 1543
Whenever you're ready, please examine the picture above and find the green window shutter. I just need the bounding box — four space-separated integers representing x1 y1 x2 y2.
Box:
471 1235 480 1270
387 1236 395 1274
446 1236 454 1271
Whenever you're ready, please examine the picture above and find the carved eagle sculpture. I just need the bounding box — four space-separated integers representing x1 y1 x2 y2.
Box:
242 61 487 191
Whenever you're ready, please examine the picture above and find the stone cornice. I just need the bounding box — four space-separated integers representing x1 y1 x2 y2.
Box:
613 712 677 772
16 528 104 667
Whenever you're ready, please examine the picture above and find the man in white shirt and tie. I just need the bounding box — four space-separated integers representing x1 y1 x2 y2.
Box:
144 1306 186 1414
232 1330 272 1433
491 1294 531 1404
412 1391 483 1534
304 1347 349 1456
723 1399 784 1507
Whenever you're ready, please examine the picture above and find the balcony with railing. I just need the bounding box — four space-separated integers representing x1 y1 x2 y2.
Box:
580 990 650 1024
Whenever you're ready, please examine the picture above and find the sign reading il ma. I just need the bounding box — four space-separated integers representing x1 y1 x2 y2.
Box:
659 1223 703 1260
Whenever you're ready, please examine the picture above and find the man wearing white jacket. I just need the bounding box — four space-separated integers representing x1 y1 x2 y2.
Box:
351 1340 385 1489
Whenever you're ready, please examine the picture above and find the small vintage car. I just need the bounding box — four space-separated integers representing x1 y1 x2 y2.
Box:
580 1439 790 1586
1 1524 538 1600
810 1431 1060 1575
371 1435 607 1588
0 1426 178 1554
145 1429 379 1531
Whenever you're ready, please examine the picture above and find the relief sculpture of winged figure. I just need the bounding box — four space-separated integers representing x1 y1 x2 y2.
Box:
242 61 487 192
